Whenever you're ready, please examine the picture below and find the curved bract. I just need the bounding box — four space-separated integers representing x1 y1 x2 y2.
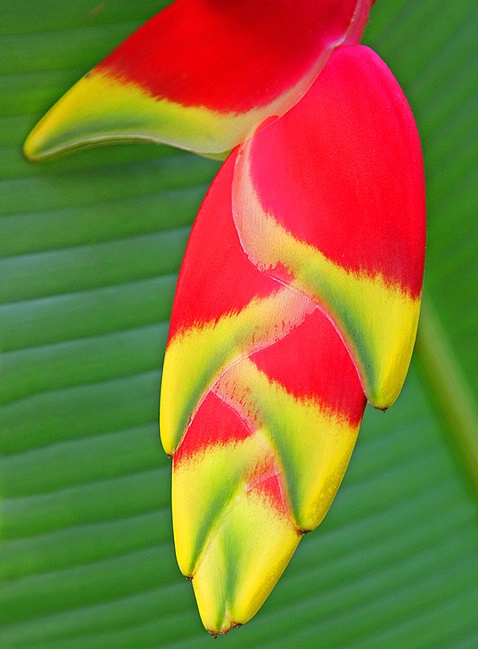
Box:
23 0 373 160
24 0 426 638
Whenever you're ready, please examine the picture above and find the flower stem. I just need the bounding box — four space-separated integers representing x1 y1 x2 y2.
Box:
415 294 478 502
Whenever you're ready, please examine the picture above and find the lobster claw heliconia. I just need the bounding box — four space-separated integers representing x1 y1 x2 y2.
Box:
23 0 425 637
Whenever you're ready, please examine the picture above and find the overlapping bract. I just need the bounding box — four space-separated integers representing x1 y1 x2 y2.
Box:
164 153 367 633
24 0 425 637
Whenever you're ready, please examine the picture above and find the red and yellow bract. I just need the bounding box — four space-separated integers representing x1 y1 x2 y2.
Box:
24 0 425 636
233 45 426 409
24 0 373 159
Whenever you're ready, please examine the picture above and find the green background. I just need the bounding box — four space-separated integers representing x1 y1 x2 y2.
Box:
1 1 477 647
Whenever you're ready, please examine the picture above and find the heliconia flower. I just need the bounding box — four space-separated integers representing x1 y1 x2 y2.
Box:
165 153 367 633
24 0 375 160
23 0 425 637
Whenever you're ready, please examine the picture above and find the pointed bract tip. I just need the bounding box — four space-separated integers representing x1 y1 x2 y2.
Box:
23 123 51 163
22 72 138 161
207 621 241 638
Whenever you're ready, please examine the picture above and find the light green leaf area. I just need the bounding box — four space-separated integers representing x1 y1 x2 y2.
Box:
1 1 477 647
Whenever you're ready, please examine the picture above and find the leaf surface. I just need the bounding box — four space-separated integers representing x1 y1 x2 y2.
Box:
1 1 478 647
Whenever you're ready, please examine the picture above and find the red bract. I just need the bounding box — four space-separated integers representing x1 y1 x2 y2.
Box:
24 0 425 636
24 0 374 159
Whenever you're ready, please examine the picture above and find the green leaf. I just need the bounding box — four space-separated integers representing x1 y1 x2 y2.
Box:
1 1 477 647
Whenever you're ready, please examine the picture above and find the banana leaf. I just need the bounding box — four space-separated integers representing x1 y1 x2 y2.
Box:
1 1 477 647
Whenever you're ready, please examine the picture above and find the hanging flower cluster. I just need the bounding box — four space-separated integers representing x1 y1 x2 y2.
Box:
25 0 426 636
